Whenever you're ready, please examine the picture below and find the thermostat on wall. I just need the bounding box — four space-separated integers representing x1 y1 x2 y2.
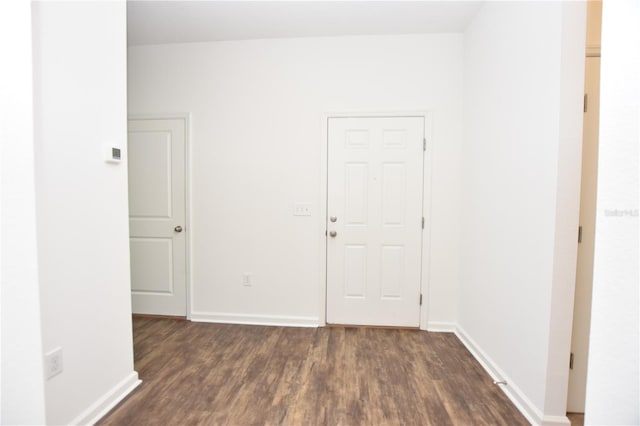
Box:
105 145 122 164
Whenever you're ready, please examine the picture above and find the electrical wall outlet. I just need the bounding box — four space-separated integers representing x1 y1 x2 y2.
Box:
242 272 252 287
44 347 63 379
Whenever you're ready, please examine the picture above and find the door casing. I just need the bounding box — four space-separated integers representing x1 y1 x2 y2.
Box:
319 110 433 329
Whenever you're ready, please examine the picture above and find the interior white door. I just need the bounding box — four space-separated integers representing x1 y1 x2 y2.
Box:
567 57 600 413
128 117 186 316
326 116 424 327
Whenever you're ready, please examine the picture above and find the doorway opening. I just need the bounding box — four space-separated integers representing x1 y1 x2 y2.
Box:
127 115 190 318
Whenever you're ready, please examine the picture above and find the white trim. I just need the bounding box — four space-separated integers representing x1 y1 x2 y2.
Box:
322 109 433 119
69 371 141 426
127 113 192 319
320 110 433 329
184 114 193 320
190 312 321 328
318 115 329 325
425 321 457 332
419 112 433 331
455 325 546 426
540 415 571 426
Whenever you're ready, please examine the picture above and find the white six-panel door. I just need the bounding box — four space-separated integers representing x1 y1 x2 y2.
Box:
326 116 424 327
128 118 186 316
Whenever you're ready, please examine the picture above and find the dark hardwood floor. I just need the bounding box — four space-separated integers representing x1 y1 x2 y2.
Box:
99 318 529 425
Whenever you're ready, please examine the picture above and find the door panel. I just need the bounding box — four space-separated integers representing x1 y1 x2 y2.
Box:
345 163 368 224
128 118 186 316
128 131 173 218
130 238 174 294
344 245 367 298
381 245 404 298
326 116 424 327
382 163 406 224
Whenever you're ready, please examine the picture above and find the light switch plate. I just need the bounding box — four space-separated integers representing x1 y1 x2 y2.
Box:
293 202 312 216
105 144 122 163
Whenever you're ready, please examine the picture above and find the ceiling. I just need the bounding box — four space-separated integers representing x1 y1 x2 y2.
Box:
127 1 484 46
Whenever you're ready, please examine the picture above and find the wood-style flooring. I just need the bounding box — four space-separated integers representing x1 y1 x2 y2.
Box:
99 317 529 425
567 413 585 426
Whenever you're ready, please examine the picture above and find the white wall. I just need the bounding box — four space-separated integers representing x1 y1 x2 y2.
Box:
585 0 639 424
460 2 585 424
0 1 47 424
127 34 463 328
32 2 139 424
544 2 590 418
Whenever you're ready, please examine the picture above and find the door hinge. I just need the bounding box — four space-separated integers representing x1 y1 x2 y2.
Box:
584 94 588 113
421 217 425 229
423 138 427 151
419 293 423 306
569 352 574 369
578 225 582 243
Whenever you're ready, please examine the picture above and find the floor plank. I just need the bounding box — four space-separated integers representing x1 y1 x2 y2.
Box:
98 318 529 426
567 412 585 426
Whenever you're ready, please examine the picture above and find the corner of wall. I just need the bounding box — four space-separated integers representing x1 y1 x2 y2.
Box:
460 0 588 421
31 2 138 424
0 1 47 423
584 1 640 423
542 0 588 416
454 325 544 425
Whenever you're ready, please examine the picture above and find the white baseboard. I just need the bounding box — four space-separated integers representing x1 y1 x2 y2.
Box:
540 415 571 426
424 321 457 332
190 311 320 328
455 325 548 426
70 371 141 426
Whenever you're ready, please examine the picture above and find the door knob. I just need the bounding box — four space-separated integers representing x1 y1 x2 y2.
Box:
174 226 183 233
330 216 337 223
329 230 337 238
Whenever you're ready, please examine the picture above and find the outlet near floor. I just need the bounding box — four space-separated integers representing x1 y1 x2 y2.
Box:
242 272 252 287
44 347 63 379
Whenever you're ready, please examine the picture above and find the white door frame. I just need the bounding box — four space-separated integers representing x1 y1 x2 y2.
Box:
319 110 433 329
128 113 192 319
